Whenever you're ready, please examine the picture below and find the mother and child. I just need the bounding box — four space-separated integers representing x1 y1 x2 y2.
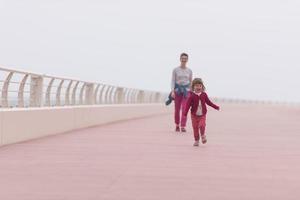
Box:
169 53 220 146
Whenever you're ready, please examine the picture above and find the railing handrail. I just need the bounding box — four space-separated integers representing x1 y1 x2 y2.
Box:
0 65 157 92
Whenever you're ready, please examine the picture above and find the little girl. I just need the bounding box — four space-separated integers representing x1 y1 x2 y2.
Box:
184 78 220 146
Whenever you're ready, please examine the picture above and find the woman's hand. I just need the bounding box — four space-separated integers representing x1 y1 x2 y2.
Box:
171 91 175 99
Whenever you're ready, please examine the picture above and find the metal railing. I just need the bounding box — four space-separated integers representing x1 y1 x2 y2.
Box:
0 66 168 108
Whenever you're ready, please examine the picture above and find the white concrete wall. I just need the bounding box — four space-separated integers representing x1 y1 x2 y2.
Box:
0 104 172 146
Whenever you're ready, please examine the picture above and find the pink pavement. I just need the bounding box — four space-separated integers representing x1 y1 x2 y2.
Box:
0 103 300 200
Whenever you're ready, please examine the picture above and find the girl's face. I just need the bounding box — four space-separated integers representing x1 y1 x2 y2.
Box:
194 84 203 92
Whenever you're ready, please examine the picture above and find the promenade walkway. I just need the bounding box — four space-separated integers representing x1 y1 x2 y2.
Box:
0 103 299 200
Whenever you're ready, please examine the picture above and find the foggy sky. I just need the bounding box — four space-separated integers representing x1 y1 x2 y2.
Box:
1 0 299 103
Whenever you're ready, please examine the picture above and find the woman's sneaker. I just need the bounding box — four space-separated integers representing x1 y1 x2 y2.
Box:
193 141 199 146
181 127 187 132
175 126 180 132
201 135 207 144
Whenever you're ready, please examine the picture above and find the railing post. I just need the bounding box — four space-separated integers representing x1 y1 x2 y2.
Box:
132 89 138 103
65 81 73 106
107 86 114 104
137 90 145 103
30 75 43 107
104 86 112 104
85 83 94 105
155 92 161 103
126 88 133 104
18 74 29 107
79 83 86 105
45 78 55 107
98 85 106 104
116 87 124 104
56 79 64 106
71 81 80 105
1 72 14 108
94 84 101 104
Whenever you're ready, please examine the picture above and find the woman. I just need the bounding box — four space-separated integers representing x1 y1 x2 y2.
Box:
171 53 193 132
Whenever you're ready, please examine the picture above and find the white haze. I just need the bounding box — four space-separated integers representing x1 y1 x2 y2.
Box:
0 0 299 103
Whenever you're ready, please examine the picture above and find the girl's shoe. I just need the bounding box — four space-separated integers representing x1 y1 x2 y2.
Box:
181 127 187 132
175 126 180 132
201 135 207 144
193 141 199 146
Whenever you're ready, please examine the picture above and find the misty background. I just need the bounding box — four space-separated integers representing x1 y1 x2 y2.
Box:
0 0 299 103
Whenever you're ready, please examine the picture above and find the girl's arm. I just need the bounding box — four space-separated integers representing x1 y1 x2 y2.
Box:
205 93 220 110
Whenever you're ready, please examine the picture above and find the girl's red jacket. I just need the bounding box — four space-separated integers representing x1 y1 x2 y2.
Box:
184 91 219 117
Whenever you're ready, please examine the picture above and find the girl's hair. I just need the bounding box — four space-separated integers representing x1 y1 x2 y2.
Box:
192 78 206 91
